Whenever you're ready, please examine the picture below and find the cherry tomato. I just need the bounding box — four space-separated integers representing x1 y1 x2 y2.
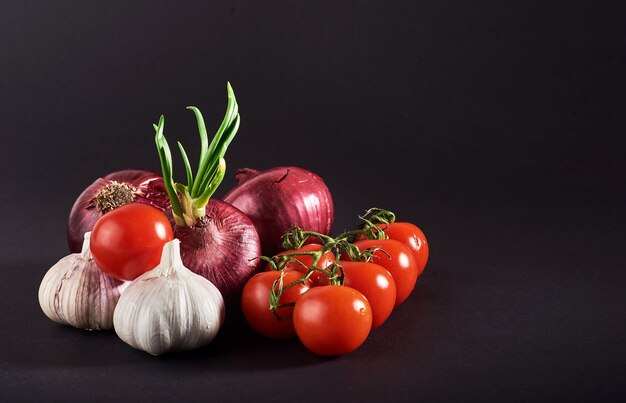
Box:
294 286 372 356
340 260 396 329
241 271 311 339
350 239 418 306
90 203 173 281
376 222 429 275
273 244 335 286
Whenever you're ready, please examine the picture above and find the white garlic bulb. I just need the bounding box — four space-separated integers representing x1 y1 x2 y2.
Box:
38 232 128 330
113 238 225 355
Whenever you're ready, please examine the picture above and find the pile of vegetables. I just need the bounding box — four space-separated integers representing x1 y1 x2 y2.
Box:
37 82 430 357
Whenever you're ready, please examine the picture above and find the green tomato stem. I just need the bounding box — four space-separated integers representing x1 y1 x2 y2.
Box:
266 207 397 311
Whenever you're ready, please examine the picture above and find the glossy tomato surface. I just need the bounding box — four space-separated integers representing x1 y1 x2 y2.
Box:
241 271 311 339
351 239 418 306
293 285 372 356
341 260 396 328
273 244 335 286
90 203 173 281
377 222 429 275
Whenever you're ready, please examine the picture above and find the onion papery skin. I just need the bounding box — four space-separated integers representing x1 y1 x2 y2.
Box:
223 167 334 256
175 199 261 299
67 169 171 253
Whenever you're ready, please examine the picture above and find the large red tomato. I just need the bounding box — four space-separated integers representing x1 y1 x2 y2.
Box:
90 203 173 281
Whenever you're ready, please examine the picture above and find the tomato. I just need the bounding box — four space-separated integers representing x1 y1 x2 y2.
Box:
293 286 372 356
349 239 418 306
273 244 335 286
376 222 429 275
241 271 311 339
90 203 173 281
341 260 396 329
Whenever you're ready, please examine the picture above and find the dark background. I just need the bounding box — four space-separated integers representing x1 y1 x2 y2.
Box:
1 1 625 401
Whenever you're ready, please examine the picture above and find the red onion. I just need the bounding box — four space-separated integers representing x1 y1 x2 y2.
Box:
175 199 260 297
154 83 261 298
223 166 334 256
67 169 171 253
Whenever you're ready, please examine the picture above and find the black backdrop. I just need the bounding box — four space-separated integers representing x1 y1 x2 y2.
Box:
1 1 625 401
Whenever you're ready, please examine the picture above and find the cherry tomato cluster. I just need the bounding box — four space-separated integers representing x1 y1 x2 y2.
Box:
241 208 429 356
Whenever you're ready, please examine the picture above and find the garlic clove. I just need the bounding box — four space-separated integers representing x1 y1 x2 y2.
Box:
113 239 225 355
38 232 128 330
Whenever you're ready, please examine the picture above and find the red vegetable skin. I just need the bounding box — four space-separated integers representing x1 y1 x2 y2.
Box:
293 286 372 356
175 200 261 297
223 167 334 256
350 239 418 306
90 203 174 281
67 169 170 253
376 222 429 275
341 260 396 329
274 244 336 287
241 271 311 339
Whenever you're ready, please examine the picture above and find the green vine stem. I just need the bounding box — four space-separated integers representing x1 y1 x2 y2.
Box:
267 251 344 320
154 82 240 227
363 207 396 226
266 207 396 317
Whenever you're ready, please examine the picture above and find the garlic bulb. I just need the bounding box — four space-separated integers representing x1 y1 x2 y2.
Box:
113 238 225 355
38 232 128 330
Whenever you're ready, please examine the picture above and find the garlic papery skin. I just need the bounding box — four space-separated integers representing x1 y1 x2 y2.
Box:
113 238 225 356
38 232 128 330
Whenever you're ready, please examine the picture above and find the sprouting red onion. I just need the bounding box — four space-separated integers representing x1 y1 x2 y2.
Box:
67 169 171 253
175 199 261 298
153 86 262 299
222 167 334 256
